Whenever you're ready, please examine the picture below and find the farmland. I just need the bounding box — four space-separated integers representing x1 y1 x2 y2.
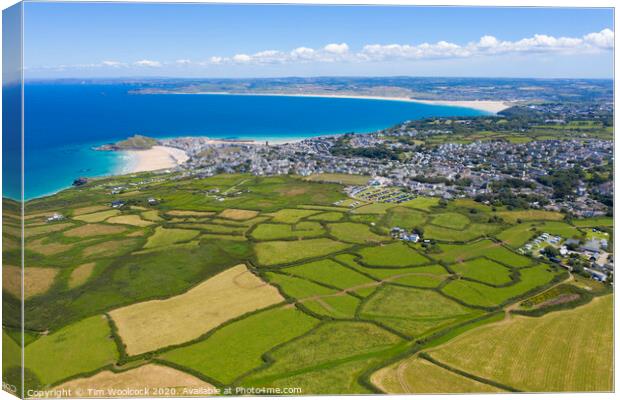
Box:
54 364 215 395
423 295 613 392
4 173 611 394
108 265 284 355
372 357 502 393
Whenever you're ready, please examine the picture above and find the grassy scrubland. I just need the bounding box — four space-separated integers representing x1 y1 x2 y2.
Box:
4 173 610 394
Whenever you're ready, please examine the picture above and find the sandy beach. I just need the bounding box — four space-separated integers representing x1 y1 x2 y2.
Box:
124 145 189 173
177 91 512 114
409 99 513 114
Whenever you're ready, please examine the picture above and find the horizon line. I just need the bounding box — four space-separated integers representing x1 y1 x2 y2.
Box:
21 75 615 81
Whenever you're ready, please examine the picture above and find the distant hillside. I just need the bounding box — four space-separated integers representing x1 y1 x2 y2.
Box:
96 135 159 151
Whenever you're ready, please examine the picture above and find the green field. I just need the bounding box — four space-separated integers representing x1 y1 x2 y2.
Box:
327 222 388 244
432 240 533 267
431 213 470 229
304 173 370 185
357 242 430 267
144 227 200 248
536 221 581 238
267 209 320 223
251 222 325 240
303 294 362 319
265 272 338 299
359 286 480 337
401 197 440 211
495 210 564 224
442 264 562 307
10 173 612 395
336 254 447 280
283 259 375 289
352 202 397 214
495 222 539 247
24 316 118 385
572 216 613 227
255 239 352 266
450 258 513 285
424 223 500 242
384 207 427 229
241 321 402 386
160 307 319 384
427 295 613 392
307 212 344 222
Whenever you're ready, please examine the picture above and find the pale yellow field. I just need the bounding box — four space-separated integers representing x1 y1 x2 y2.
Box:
28 237 74 255
64 224 127 237
166 210 215 217
72 205 109 216
25 267 59 298
428 295 613 392
54 364 215 397
106 215 154 227
4 266 58 299
24 223 74 238
495 210 564 223
3 265 21 298
141 211 163 221
69 263 97 288
74 210 120 223
109 264 284 355
82 240 134 258
24 211 54 220
372 356 502 394
218 208 259 220
2 235 20 251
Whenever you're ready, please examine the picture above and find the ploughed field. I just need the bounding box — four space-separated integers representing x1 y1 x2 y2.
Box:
2 173 612 395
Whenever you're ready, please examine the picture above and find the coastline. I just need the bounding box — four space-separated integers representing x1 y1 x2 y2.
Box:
409 99 512 114
121 145 189 174
169 91 512 114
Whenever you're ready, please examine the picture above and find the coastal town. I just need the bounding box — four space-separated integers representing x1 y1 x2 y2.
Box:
83 99 614 285
159 102 612 220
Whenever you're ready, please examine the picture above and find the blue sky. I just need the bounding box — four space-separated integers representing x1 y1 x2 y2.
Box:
22 3 614 79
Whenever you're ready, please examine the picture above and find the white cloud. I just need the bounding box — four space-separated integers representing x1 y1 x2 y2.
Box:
30 28 613 72
324 43 349 54
584 28 614 49
477 35 499 48
290 46 316 60
232 54 252 63
358 29 613 61
134 59 162 67
101 60 125 67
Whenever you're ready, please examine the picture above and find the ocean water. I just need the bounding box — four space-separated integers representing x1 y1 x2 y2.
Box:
15 82 485 200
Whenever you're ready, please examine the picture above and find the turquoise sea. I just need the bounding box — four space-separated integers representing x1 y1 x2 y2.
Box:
10 82 486 200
